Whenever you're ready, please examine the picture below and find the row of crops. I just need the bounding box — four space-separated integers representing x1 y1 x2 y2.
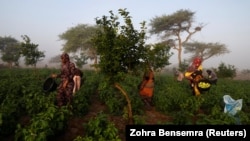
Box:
1 68 250 140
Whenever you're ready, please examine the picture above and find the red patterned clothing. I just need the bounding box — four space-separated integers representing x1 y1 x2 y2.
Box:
56 61 75 107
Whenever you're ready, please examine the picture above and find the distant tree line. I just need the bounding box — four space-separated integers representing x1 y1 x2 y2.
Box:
0 35 45 68
1 8 232 74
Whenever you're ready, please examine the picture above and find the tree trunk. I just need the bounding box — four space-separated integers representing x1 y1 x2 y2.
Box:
8 63 11 69
178 45 182 68
92 56 98 72
114 82 133 124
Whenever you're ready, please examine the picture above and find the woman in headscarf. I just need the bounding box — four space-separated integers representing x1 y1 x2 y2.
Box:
206 69 218 85
51 53 75 107
184 57 203 96
139 66 155 108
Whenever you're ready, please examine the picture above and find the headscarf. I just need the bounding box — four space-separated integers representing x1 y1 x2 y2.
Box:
61 53 70 64
192 57 202 67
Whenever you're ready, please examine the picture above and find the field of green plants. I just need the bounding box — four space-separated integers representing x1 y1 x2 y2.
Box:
1 68 250 141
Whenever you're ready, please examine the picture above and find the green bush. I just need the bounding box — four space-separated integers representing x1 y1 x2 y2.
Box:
216 62 236 78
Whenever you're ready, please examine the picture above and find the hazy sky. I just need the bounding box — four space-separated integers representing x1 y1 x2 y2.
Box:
1 0 250 70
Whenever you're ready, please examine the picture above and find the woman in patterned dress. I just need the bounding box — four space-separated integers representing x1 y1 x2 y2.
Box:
51 53 75 107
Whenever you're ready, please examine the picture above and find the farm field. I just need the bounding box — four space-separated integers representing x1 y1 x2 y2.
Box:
1 68 250 141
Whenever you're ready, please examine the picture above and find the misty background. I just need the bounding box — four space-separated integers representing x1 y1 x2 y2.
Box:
1 0 250 71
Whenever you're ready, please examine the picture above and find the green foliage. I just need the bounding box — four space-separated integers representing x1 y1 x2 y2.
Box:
180 96 205 114
93 8 148 82
15 105 72 141
82 112 121 141
149 9 202 67
195 105 236 125
74 52 88 68
132 115 146 125
1 68 250 141
119 74 144 115
153 74 190 112
98 80 126 115
59 24 100 68
59 24 99 54
0 93 20 136
72 70 100 116
0 69 99 140
149 9 196 35
98 73 144 116
216 62 236 78
0 36 21 67
183 41 230 63
92 9 173 126
20 35 45 67
147 43 173 71
172 110 193 125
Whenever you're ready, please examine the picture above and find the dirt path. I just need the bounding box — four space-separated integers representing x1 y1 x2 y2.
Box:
144 107 172 124
53 93 171 141
51 92 107 141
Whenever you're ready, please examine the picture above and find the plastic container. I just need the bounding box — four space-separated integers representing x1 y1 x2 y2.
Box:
43 77 57 92
197 79 211 91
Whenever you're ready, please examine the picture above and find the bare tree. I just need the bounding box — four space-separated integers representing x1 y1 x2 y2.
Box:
149 9 204 67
